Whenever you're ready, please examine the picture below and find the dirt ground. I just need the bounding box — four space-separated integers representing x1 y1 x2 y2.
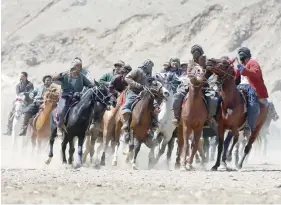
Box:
1 135 281 204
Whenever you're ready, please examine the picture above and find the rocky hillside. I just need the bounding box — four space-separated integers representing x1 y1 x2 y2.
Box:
1 0 281 123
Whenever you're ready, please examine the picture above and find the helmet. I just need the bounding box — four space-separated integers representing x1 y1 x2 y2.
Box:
191 45 204 55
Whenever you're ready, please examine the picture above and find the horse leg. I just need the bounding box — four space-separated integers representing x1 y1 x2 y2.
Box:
155 138 168 165
210 136 217 161
100 131 110 166
76 135 85 168
68 138 75 165
211 124 225 171
238 126 261 169
197 137 205 164
89 134 96 163
61 133 68 164
93 137 103 168
166 136 175 169
131 139 141 170
175 127 182 169
222 131 232 162
45 128 57 165
188 129 204 170
180 125 191 171
148 143 156 170
111 140 120 166
203 136 210 163
234 139 240 168
82 135 91 163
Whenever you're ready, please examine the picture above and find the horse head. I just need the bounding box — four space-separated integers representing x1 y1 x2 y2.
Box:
44 88 60 104
145 79 168 105
92 82 117 109
206 57 234 80
186 60 206 86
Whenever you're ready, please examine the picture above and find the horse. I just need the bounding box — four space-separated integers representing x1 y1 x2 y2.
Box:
90 91 126 168
82 101 107 164
176 61 208 171
223 101 279 166
118 81 167 170
45 81 116 168
11 93 28 149
206 57 268 170
28 88 60 154
151 72 178 168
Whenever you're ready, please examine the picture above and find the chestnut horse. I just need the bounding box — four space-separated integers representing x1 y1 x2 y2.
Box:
176 61 208 171
206 58 268 170
28 87 60 154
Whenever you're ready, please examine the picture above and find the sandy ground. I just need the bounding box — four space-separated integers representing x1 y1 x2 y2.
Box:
1 135 281 204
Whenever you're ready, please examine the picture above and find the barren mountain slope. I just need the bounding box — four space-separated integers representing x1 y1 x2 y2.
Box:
1 0 281 123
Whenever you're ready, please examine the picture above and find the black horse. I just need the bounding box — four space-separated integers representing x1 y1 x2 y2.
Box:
45 81 116 167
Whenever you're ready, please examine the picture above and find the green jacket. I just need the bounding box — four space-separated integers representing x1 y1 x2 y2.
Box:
99 72 114 85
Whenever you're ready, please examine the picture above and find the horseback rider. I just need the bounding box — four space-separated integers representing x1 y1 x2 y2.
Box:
3 72 34 135
236 47 269 136
160 62 171 73
169 58 185 76
180 61 188 73
120 59 159 141
73 57 92 81
172 45 208 125
18 75 53 136
99 60 125 85
108 64 132 96
52 59 94 131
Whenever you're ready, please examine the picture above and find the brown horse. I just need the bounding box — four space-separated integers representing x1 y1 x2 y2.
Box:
176 61 208 171
29 87 60 153
206 58 268 170
118 82 167 169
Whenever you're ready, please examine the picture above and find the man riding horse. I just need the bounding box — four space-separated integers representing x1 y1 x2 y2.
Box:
52 59 94 132
172 45 215 125
18 75 53 136
120 59 160 141
99 60 125 85
3 72 34 136
236 47 269 136
108 65 132 97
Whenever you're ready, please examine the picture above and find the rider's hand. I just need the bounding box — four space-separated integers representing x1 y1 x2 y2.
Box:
237 64 245 73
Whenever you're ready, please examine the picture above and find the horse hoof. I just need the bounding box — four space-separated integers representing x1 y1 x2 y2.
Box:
210 166 218 171
180 166 187 172
100 160 105 166
175 163 180 170
45 158 52 165
112 160 117 166
75 163 82 169
132 164 138 170
186 164 193 171
237 164 242 170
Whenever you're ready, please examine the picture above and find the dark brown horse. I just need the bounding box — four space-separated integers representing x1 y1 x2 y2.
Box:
176 61 208 171
118 82 167 169
206 58 268 170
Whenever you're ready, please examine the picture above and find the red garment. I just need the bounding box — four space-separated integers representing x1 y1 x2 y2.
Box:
240 59 268 99
233 68 241 82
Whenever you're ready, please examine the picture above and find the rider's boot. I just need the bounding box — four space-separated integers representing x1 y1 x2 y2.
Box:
121 112 130 143
19 113 33 136
151 106 160 131
172 86 187 126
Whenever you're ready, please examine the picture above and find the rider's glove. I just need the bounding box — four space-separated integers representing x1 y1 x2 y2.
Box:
237 64 245 73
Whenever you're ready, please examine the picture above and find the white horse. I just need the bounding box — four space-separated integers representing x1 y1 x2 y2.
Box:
152 73 179 167
11 93 27 149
